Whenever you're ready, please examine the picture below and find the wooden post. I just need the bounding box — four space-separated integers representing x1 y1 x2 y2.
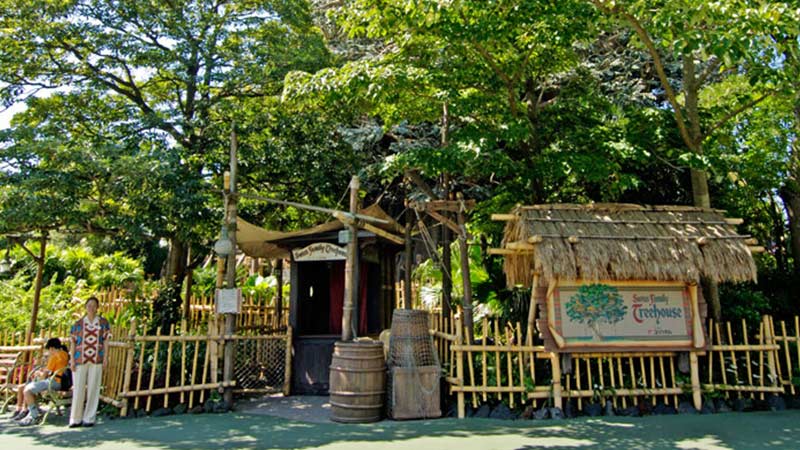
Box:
222 126 239 405
342 175 359 341
456 193 473 342
690 351 702 410
184 247 193 323
764 315 778 387
551 352 563 410
282 325 293 396
274 259 284 329
455 314 465 419
403 204 413 309
120 319 137 417
527 272 540 345
441 192 453 320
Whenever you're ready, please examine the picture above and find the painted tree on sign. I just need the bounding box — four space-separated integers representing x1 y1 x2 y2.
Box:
566 284 627 339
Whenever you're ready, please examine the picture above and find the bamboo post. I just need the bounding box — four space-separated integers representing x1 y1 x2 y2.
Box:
146 326 162 412
282 326 293 396
456 314 465 419
189 334 200 409
456 192 473 342
551 352 563 410
465 322 478 408
690 351 702 410
758 320 765 400
222 127 239 406
120 319 137 417
134 334 147 411
781 320 794 395
481 317 488 403
494 320 501 400
726 322 739 386
342 175 359 341
164 324 175 408
743 319 753 396
180 320 187 405
403 206 413 309
765 316 778 388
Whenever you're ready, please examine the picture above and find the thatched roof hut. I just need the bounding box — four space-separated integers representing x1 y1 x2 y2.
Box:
497 204 758 287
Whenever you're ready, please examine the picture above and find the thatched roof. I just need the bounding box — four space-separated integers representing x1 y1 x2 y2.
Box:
498 204 758 287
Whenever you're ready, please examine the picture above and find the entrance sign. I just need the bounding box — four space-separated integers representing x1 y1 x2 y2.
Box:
292 242 347 262
546 280 705 351
216 288 242 314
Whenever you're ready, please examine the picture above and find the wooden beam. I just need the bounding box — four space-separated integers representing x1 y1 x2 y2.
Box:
491 214 517 221
488 248 533 255
725 218 744 225
426 199 476 212
425 208 463 236
748 246 766 253
404 169 438 199
506 241 535 250
362 222 404 245
527 235 543 244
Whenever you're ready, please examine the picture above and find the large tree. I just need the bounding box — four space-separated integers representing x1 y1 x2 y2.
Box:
0 0 329 289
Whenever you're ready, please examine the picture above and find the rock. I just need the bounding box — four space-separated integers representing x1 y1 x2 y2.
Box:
584 403 603 417
472 404 491 419
489 403 515 420
768 395 787 411
533 407 549 420
151 407 172 417
563 401 578 419
203 401 214 413
700 402 715 415
604 400 615 416
445 404 459 418
212 401 228 413
190 406 204 414
173 404 187 415
548 407 564 420
135 409 148 418
637 401 653 416
618 406 640 417
520 406 534 420
714 399 732 413
678 401 698 415
732 398 751 412
653 402 677 415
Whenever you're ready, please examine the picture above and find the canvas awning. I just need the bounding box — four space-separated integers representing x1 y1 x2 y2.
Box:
236 204 402 259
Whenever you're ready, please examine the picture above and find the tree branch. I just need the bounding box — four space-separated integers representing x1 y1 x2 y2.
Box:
706 90 775 138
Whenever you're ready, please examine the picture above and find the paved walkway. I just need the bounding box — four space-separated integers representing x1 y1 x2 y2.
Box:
1 401 800 449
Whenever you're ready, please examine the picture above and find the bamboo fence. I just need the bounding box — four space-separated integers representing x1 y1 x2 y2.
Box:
429 311 793 419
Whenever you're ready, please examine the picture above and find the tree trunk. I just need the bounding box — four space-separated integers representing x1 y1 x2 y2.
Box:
164 237 189 288
26 234 47 345
781 185 800 275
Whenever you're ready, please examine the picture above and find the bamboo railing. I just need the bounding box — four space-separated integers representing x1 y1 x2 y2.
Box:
430 312 793 418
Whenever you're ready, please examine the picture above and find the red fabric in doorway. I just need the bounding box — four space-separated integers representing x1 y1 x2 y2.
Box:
328 262 344 335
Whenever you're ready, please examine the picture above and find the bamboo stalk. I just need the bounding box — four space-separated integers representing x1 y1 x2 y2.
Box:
120 381 236 397
482 317 488 403
743 319 753 399
726 322 739 387
465 324 477 408
516 323 525 409
146 327 162 412
715 323 728 397
200 335 210 404
494 320 501 401
758 320 765 400
658 357 667 405
576 356 582 410
181 320 187 405
164 324 175 408
189 336 200 409
781 320 794 395
134 337 146 411
506 326 514 408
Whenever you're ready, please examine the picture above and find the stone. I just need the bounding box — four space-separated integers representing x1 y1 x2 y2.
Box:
189 405 205 414
172 404 187 415
472 404 491 419
732 398 751 412
637 401 653 416
563 401 578 419
678 401 698 414
618 406 640 417
548 407 564 420
533 407 549 420
653 402 677 415
768 395 786 411
446 404 459 418
489 403 515 420
714 399 732 413
151 407 172 417
520 406 534 420
700 402 715 415
604 400 615 416
135 409 148 418
584 403 603 417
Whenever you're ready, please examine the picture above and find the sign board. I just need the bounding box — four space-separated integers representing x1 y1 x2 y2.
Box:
292 242 347 262
546 280 704 351
215 288 242 314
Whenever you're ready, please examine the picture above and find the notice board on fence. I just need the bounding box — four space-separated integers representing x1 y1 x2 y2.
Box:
543 280 705 352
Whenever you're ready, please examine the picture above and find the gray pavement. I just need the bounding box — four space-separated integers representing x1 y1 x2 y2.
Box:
1 399 800 449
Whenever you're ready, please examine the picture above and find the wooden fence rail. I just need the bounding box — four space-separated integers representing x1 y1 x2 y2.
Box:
429 312 793 418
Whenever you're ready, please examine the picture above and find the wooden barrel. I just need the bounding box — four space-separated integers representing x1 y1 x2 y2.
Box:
329 341 386 423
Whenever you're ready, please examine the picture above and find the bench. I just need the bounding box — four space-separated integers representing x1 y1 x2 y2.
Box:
0 346 31 412
40 366 72 423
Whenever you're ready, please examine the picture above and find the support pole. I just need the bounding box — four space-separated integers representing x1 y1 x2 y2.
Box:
25 233 47 345
222 126 239 406
403 203 413 310
690 351 702 410
456 193 473 342
342 176 360 341
274 259 284 329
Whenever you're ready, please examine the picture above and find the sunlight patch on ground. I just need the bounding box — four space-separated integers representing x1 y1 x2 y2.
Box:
584 419 636 428
675 435 730 450
313 434 596 450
